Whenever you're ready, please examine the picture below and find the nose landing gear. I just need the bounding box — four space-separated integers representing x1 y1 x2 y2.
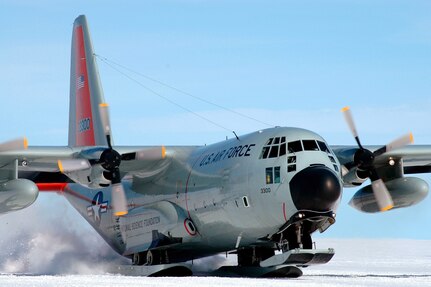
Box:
280 224 313 251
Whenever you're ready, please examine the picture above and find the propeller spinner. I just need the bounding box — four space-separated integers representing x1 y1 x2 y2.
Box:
341 106 413 212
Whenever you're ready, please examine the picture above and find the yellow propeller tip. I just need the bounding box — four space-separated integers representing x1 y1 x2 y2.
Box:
161 146 166 159
99 103 109 107
57 160 64 173
114 211 128 216
23 137 28 149
381 204 394 212
409 132 414 144
341 106 350 112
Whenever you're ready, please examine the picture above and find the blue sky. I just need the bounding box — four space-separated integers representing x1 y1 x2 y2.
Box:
1 1 431 239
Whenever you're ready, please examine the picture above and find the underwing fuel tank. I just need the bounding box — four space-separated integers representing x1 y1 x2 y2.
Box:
349 177 429 213
0 179 39 214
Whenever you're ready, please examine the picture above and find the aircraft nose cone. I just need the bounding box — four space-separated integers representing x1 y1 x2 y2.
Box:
289 166 341 212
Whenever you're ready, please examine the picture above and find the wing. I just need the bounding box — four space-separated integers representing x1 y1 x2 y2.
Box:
0 143 74 214
3 146 174 184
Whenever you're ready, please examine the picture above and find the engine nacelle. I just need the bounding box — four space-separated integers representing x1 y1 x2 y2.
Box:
349 177 429 213
342 168 368 187
0 179 39 214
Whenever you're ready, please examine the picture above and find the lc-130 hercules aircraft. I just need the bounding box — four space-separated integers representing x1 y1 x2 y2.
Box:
0 15 430 277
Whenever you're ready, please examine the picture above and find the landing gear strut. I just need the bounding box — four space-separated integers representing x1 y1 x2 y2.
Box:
237 247 275 267
280 224 313 252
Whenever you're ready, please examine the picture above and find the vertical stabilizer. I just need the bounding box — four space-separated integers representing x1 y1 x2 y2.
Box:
69 15 108 147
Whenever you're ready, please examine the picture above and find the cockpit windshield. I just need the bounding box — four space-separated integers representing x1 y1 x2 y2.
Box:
260 137 333 159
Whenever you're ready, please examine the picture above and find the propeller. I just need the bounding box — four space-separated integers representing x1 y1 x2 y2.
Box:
98 103 128 216
58 103 166 217
0 137 28 152
341 106 414 212
58 103 128 216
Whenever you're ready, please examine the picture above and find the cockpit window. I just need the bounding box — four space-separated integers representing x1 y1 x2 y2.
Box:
260 137 287 159
317 141 330 153
288 140 302 153
303 140 319 151
260 137 330 159
279 143 286 156
259 146 270 159
268 145 279 158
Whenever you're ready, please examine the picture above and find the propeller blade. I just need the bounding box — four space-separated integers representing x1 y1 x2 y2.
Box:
341 106 363 149
373 132 414 158
111 183 128 216
0 137 28 152
387 132 414 151
58 159 91 173
122 146 166 161
99 103 113 148
371 179 394 212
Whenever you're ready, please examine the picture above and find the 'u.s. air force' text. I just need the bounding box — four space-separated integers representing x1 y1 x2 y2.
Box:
199 144 256 167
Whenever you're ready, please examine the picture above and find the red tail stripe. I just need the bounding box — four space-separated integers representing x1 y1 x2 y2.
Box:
74 25 95 146
37 183 67 193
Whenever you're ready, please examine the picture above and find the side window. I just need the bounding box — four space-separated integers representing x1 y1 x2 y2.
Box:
274 167 281 183
266 167 273 184
287 156 296 173
288 165 296 172
265 167 281 184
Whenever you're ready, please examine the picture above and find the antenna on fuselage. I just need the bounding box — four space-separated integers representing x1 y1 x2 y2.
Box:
233 131 240 141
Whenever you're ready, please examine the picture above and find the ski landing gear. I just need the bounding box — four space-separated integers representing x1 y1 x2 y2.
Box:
112 263 193 277
125 250 193 277
132 250 168 266
212 246 334 278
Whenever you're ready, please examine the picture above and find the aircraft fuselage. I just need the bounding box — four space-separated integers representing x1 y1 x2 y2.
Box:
64 127 342 262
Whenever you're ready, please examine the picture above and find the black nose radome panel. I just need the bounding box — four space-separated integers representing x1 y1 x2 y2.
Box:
290 166 341 212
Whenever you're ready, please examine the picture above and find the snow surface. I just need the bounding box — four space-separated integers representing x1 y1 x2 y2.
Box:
0 238 430 287
0 195 430 286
